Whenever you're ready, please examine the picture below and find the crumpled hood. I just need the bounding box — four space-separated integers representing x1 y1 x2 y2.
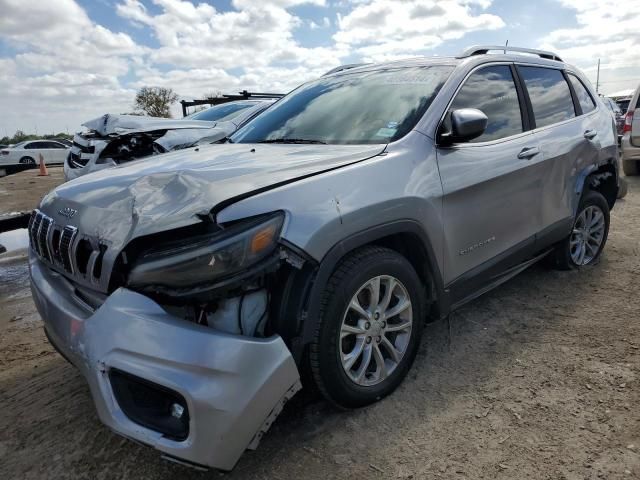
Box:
82 113 215 136
39 143 386 252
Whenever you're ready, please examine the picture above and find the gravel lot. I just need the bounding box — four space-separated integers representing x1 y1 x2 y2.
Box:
0 166 64 217
1 177 638 479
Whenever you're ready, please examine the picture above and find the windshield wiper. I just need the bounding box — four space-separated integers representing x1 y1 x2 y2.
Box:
257 138 327 144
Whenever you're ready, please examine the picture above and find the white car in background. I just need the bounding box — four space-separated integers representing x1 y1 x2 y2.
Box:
0 140 70 165
64 99 276 181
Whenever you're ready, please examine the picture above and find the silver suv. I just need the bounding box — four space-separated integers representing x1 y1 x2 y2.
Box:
30 46 619 471
621 83 640 175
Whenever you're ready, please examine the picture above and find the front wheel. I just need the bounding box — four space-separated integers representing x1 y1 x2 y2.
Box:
310 246 425 409
552 190 610 270
19 156 35 165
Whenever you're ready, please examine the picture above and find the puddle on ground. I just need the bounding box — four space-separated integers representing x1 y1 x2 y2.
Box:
0 229 30 300
0 228 28 253
0 259 30 300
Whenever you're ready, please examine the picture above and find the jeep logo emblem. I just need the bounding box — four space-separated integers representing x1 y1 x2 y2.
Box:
58 207 78 219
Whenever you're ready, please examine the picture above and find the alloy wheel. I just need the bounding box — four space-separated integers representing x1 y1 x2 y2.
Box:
570 205 606 265
339 275 413 387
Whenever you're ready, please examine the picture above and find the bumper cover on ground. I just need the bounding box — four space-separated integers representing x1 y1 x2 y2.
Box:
30 256 301 471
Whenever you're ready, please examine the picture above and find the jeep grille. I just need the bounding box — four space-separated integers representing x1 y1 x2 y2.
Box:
29 209 107 285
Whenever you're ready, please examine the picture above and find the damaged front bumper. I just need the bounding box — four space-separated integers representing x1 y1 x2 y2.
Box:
29 255 301 471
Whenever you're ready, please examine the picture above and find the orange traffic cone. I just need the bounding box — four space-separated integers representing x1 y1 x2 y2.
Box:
38 153 49 176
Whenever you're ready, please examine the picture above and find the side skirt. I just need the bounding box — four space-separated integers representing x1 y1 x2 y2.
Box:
449 248 552 311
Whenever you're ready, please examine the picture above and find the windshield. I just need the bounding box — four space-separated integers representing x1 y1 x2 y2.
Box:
185 102 257 122
231 66 453 145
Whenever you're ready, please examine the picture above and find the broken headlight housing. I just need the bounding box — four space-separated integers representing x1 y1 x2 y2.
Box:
127 212 284 290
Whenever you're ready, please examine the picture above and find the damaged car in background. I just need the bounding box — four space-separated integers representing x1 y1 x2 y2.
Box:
64 96 280 181
31 46 619 471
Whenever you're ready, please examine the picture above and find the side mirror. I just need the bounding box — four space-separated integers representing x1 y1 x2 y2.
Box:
441 108 488 144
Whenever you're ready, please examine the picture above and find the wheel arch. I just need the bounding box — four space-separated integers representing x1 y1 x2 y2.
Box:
284 220 446 364
575 159 618 212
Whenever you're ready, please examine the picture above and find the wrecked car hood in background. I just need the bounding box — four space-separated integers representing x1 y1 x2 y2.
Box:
82 114 217 136
40 142 386 251
154 126 229 151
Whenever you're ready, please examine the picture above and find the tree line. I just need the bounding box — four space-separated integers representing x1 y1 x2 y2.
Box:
1 131 72 146
2 87 190 145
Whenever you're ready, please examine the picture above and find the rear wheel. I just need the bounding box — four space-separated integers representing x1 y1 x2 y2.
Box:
617 177 628 199
552 190 610 270
310 246 425 409
622 159 639 176
19 156 35 165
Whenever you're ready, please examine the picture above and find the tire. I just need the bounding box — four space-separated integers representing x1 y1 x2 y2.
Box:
310 246 425 409
617 177 628 199
19 156 35 165
552 190 610 270
622 159 639 176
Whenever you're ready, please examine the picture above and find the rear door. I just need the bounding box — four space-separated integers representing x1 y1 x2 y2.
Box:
24 141 46 162
517 66 599 245
47 141 68 163
436 64 544 301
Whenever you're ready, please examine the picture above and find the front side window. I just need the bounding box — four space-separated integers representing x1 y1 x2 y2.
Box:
568 74 596 114
186 102 257 122
519 66 575 128
231 66 454 145
450 65 523 143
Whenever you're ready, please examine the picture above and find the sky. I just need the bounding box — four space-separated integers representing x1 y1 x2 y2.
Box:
0 0 638 136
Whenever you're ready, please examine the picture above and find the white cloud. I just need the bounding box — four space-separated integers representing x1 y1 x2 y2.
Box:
0 0 509 135
0 0 145 135
334 0 504 61
310 16 331 29
541 0 640 94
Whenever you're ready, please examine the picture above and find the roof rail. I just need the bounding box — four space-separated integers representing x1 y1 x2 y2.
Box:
180 90 284 117
460 45 563 62
322 63 370 76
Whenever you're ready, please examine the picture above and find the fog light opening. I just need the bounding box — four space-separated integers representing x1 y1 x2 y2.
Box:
109 368 190 441
170 403 185 419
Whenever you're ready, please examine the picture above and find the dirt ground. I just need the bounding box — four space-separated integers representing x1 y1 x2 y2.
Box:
1 178 638 480
0 166 64 217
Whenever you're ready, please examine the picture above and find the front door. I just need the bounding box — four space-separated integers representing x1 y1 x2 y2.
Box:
436 64 545 303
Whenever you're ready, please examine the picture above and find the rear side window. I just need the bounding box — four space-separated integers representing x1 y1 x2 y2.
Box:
450 65 523 143
568 74 596 114
519 66 575 128
186 102 256 122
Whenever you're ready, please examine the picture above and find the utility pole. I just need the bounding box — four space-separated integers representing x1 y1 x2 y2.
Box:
596 58 601 93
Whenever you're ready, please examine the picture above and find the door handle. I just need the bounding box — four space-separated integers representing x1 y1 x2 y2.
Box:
584 129 598 139
517 146 540 159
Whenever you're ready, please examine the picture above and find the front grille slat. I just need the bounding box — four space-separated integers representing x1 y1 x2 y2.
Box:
60 226 78 274
31 213 43 256
30 209 109 289
40 216 53 262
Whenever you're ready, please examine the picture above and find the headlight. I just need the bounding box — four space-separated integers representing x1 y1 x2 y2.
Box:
127 212 284 290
